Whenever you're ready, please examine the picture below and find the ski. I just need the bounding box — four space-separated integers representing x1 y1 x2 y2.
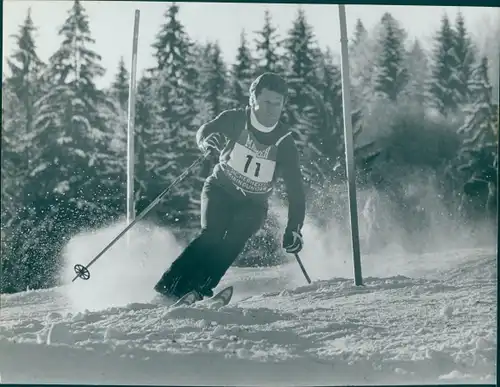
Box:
171 285 234 308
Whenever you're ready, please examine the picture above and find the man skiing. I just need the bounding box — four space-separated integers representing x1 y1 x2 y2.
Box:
154 72 306 301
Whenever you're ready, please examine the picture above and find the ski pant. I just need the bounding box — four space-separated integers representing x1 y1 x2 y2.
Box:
155 181 268 298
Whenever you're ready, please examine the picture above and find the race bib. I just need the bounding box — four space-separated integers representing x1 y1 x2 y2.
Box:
227 142 276 183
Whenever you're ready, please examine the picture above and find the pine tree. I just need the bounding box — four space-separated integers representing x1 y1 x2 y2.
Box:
282 8 324 187
5 0 115 290
283 8 318 88
314 48 345 179
97 59 131 219
103 56 130 174
111 56 129 110
429 13 458 117
3 8 45 204
228 30 255 108
1 85 27 230
132 73 162 218
456 56 498 216
1 85 26 291
33 0 112 207
283 7 321 107
254 9 283 75
1 81 35 293
199 42 230 117
453 10 476 106
316 49 376 185
101 57 130 193
150 3 197 125
6 8 44 134
349 18 378 110
187 41 231 226
478 13 500 104
2 8 44 215
147 3 202 229
351 18 367 47
373 13 408 101
38 0 110 247
1 10 47 292
404 39 429 107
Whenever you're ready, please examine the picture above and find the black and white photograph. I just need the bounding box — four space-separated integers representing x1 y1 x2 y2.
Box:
1 0 498 384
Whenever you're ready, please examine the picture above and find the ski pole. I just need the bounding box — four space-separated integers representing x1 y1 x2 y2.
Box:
293 253 311 284
72 153 209 282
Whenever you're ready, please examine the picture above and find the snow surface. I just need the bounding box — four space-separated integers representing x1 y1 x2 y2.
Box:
0 221 497 385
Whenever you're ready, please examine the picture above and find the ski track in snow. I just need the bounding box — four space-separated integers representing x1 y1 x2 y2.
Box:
0 247 497 385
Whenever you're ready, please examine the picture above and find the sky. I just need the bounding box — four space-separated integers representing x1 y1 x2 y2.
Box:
2 1 498 88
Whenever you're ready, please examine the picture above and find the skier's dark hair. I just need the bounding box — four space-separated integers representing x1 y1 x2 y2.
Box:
249 72 288 106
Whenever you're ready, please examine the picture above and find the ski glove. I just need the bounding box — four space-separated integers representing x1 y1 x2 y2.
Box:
200 133 225 154
283 226 304 254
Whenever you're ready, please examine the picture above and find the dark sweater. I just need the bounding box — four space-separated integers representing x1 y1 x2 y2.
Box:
196 107 306 232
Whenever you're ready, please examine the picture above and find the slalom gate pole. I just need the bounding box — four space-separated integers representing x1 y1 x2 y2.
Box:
126 9 140 262
338 4 363 286
72 153 209 282
293 253 311 284
126 10 141 244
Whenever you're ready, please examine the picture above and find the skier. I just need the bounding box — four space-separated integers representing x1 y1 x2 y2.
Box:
154 72 306 301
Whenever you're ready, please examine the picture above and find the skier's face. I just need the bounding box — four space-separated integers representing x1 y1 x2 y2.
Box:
253 88 285 127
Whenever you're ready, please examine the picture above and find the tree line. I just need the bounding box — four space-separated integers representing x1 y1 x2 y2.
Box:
1 1 498 293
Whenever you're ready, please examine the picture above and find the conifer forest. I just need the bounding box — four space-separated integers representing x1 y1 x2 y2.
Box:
1 1 498 293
